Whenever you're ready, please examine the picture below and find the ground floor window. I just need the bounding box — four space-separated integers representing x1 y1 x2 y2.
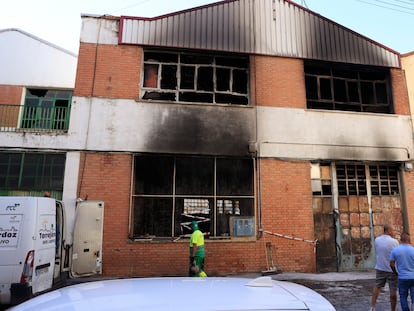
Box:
131 155 255 239
0 152 65 198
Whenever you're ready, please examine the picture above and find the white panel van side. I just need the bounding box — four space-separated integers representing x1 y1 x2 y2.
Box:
0 197 56 305
1 197 104 307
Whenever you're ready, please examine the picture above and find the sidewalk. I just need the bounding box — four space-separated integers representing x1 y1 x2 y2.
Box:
272 270 376 281
236 270 376 281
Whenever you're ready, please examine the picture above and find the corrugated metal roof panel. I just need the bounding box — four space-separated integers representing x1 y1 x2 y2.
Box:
119 0 400 67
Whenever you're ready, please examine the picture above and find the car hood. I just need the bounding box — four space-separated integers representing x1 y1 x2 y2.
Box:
9 277 335 311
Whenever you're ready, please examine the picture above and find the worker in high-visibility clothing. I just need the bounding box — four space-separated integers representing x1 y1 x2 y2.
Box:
189 221 207 277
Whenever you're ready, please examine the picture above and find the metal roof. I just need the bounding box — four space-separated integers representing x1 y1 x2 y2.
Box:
119 0 400 68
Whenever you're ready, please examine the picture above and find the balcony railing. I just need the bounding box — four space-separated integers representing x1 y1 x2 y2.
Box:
0 104 70 132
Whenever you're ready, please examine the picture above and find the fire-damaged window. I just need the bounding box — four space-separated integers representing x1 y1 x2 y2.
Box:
141 50 249 105
336 164 399 195
311 163 332 196
305 61 393 114
131 155 254 239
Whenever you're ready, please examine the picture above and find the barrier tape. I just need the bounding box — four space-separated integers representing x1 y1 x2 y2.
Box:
173 232 210 242
174 215 211 242
180 216 211 231
263 230 318 252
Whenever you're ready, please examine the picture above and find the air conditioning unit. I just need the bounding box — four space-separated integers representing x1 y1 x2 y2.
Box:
231 217 255 236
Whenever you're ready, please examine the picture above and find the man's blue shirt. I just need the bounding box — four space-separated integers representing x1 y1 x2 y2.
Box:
390 244 414 279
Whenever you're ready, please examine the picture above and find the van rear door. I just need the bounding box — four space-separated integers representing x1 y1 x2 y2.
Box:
32 200 56 294
71 201 104 277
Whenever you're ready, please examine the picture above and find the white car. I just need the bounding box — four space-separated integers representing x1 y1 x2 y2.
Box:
7 276 336 311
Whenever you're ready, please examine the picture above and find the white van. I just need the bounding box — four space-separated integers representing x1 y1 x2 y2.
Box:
0 197 104 306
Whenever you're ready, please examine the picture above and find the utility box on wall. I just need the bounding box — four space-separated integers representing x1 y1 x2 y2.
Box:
231 217 254 236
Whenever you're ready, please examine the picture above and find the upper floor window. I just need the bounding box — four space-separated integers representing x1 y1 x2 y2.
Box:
21 88 72 130
305 61 393 114
141 50 249 105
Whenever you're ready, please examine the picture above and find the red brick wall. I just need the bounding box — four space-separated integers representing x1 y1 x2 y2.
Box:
78 153 315 277
74 43 142 99
0 85 23 104
251 56 306 108
259 158 316 272
391 68 411 115
0 85 23 128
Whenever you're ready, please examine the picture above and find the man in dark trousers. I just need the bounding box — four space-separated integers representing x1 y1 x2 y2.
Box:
370 224 398 311
390 232 414 311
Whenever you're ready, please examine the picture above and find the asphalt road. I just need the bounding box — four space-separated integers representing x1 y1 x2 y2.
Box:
271 271 402 311
295 278 400 311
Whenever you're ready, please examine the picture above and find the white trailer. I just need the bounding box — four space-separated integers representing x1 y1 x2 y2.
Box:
0 197 104 306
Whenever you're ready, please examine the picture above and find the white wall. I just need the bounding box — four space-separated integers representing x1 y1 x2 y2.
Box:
0 29 77 88
1 97 412 161
257 107 413 161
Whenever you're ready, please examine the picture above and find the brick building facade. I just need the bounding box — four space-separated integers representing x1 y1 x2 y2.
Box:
2 1 414 276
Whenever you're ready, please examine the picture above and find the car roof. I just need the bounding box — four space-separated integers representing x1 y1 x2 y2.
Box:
9 276 335 311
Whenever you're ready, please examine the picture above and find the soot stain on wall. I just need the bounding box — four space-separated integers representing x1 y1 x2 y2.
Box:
144 106 255 156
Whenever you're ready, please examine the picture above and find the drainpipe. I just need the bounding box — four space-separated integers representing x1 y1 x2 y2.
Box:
399 163 410 232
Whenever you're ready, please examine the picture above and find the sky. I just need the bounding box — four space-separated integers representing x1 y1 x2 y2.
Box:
0 0 413 55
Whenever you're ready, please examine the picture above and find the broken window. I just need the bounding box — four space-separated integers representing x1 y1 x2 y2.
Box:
21 88 72 130
336 164 367 196
336 163 399 196
132 155 254 239
311 163 332 196
141 50 249 105
305 61 393 114
369 165 399 195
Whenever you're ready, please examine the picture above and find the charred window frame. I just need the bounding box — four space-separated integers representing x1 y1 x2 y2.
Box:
369 165 399 195
131 155 255 239
311 163 332 196
305 61 393 114
141 50 249 105
336 163 399 196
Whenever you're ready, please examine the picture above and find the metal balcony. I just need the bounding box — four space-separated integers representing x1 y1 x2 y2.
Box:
0 104 70 132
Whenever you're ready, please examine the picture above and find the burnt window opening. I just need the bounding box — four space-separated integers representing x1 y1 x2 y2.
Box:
336 163 399 196
369 165 399 195
141 50 249 105
311 163 332 196
132 155 254 239
336 164 367 196
305 61 393 114
21 88 72 130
